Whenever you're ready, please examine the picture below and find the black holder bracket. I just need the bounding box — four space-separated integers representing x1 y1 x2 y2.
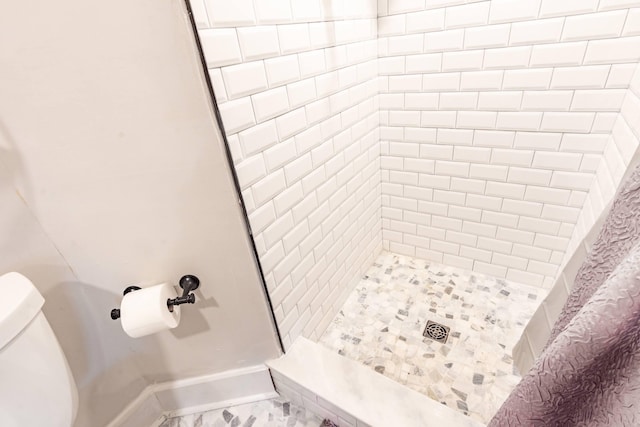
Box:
167 275 200 312
110 275 200 320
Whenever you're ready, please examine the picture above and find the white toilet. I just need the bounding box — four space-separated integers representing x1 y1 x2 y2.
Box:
0 272 78 426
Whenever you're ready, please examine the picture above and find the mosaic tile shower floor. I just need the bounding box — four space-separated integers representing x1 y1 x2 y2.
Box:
159 398 327 427
318 252 546 425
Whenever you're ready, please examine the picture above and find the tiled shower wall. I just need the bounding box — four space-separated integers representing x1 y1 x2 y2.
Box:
563 61 640 269
189 0 382 348
190 0 640 349
378 0 640 287
513 62 640 370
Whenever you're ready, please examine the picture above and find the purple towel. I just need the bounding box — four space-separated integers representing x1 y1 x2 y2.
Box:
490 165 640 426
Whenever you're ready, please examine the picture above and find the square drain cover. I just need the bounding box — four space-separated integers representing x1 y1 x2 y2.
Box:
423 320 450 344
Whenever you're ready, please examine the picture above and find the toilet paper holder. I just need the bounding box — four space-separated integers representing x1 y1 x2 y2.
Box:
110 275 200 320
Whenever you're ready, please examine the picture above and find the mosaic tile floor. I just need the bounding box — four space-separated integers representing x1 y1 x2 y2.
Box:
318 252 546 425
159 397 327 427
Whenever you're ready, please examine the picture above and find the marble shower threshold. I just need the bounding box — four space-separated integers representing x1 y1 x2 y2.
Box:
318 251 546 424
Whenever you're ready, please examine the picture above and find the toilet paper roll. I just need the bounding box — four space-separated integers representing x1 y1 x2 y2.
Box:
120 283 181 338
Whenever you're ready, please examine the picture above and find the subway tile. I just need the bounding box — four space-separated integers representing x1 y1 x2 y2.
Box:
521 91 573 111
483 46 532 69
276 108 308 140
562 10 627 41
252 87 290 122
532 151 583 171
205 0 256 26
424 29 465 53
435 129 472 146
439 92 478 110
388 34 424 55
253 170 287 207
623 8 640 36
265 55 301 87
496 112 543 131
239 120 279 156
254 0 292 24
236 154 267 189
209 69 228 102
264 138 297 171
529 42 588 68
278 24 311 54
518 216 561 234
442 50 484 71
389 0 429 15
460 70 504 91
423 72 460 91
509 18 564 46
469 163 509 181
514 132 562 150
599 0 640 11
485 181 526 199
464 24 511 49
218 96 256 134
200 29 242 67
378 14 406 37
491 149 533 166
389 75 423 92
287 79 318 109
406 9 446 33
309 22 336 48
550 171 594 190
379 57 406 75
503 68 553 90
406 53 442 73
524 185 571 204
539 0 599 18
489 0 541 24
540 112 596 133
550 65 610 89
583 36 640 64
291 0 322 21
571 89 627 111
405 93 440 109
472 130 515 147
237 26 280 61
606 63 638 88
298 50 327 78
507 167 552 186
496 227 535 245
560 134 609 153
421 111 457 127
502 199 543 217
222 61 268 99
457 111 497 129
445 2 491 29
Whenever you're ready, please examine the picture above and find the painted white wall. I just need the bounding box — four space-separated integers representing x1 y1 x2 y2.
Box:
0 0 281 425
191 0 383 348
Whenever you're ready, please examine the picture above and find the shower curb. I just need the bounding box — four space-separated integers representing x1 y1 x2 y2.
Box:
267 337 484 427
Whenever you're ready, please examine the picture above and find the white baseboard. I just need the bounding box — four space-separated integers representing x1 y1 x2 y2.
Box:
108 365 276 427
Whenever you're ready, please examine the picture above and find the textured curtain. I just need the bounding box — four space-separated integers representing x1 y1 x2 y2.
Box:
489 166 640 426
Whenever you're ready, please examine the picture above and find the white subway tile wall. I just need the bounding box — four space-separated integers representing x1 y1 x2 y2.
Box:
193 0 640 347
193 0 381 348
378 0 640 287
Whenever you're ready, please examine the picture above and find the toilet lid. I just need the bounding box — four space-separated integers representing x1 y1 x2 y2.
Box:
0 272 44 350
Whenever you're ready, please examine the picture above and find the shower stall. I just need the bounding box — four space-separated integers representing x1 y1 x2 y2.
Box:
189 0 640 423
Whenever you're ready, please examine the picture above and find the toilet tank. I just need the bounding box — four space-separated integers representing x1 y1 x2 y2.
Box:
0 272 78 427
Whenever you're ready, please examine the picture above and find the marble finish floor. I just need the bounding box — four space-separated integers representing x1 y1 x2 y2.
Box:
318 252 546 424
159 398 326 427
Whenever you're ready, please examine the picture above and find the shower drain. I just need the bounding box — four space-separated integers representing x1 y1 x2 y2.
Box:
423 320 450 344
